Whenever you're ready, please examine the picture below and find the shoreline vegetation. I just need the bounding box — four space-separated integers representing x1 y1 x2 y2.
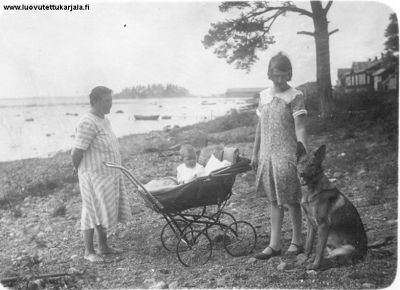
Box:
0 91 397 288
113 83 192 99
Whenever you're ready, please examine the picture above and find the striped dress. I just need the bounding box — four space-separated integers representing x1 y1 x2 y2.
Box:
74 112 132 230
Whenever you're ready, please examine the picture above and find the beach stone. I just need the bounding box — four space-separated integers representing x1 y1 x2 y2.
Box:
153 281 168 289
51 204 66 217
159 268 170 275
306 270 318 276
333 172 343 178
386 219 397 225
117 229 130 239
13 208 23 218
143 278 156 288
216 278 226 287
168 281 178 289
131 204 144 215
247 257 257 264
70 255 79 261
357 168 367 175
277 262 287 271
362 283 374 288
296 253 308 265
44 225 52 232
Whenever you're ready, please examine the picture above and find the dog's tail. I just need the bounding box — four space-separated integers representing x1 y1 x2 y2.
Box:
327 245 356 258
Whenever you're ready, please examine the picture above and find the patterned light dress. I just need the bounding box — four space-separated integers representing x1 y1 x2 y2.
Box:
74 112 132 230
254 87 307 205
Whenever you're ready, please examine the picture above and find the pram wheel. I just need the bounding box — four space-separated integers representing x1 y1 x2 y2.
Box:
207 211 237 241
211 211 236 229
223 221 257 257
176 230 212 267
161 219 193 252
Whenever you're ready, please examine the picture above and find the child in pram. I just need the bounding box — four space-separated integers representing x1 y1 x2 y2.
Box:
176 144 207 184
144 145 238 193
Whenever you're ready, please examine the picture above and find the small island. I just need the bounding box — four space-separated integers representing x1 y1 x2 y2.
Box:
113 83 192 99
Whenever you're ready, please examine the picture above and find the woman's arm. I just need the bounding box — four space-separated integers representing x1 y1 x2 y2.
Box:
294 114 308 152
251 119 261 169
71 148 84 172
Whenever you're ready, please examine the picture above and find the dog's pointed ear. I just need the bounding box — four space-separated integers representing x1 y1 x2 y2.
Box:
314 145 326 163
296 142 307 161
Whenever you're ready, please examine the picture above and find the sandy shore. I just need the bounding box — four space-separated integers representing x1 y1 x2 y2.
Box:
0 107 397 288
0 110 256 207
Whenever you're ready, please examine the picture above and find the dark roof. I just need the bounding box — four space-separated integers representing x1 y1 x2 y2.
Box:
351 59 382 73
337 68 351 78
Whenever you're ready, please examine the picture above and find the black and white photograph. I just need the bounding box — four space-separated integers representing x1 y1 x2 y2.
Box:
0 0 398 289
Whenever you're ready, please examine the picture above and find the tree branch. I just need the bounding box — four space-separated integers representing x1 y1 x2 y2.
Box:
324 1 333 15
264 10 284 32
283 5 313 18
297 31 315 37
329 28 339 36
246 4 313 18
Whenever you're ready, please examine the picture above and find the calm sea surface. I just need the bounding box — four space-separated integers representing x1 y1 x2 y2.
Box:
0 96 253 162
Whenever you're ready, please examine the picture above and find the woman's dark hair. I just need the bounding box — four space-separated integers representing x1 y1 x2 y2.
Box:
89 86 112 106
267 52 292 81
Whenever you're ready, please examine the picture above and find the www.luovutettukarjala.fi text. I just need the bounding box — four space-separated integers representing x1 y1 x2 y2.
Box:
3 4 90 12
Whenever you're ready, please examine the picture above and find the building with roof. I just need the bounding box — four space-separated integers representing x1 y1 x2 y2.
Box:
337 54 398 93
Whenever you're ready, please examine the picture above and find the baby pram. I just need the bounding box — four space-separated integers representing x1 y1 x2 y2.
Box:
104 156 257 267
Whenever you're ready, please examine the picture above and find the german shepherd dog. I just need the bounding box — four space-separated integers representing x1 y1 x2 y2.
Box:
296 142 368 270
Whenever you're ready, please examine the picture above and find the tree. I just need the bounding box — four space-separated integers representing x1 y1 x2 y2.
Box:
113 83 191 99
384 13 398 54
203 1 338 117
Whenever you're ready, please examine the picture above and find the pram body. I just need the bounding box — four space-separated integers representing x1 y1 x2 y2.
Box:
104 157 257 267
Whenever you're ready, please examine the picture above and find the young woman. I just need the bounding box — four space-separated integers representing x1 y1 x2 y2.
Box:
252 52 308 260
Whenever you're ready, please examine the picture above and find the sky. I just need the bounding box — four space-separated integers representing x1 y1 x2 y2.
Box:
0 0 397 98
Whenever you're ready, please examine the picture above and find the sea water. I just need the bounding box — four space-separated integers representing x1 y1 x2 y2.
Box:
0 96 252 162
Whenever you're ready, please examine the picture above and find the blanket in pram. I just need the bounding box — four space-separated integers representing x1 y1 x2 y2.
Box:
146 158 251 213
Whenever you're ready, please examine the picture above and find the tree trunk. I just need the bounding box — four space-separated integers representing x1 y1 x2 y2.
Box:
311 1 333 117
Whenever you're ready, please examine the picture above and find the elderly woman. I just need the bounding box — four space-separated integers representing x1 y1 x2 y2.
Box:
71 86 132 263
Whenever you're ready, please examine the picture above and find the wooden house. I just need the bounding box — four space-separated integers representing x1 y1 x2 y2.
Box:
337 54 398 93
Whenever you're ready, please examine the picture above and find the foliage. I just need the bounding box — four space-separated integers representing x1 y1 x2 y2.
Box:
384 13 398 53
186 109 257 133
202 1 316 71
203 1 338 117
114 83 191 99
307 91 398 148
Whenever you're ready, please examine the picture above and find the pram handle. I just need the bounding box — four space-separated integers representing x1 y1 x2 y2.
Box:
103 161 164 211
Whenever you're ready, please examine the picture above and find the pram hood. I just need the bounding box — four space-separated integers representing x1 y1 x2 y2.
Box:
149 158 251 213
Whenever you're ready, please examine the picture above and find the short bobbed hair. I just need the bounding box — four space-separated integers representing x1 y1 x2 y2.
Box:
179 144 196 159
89 86 112 106
267 52 293 81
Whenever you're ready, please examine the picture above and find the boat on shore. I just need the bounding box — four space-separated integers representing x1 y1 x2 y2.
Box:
134 115 160 120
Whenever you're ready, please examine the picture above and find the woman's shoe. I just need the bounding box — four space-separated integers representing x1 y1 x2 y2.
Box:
285 243 304 255
254 246 282 260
